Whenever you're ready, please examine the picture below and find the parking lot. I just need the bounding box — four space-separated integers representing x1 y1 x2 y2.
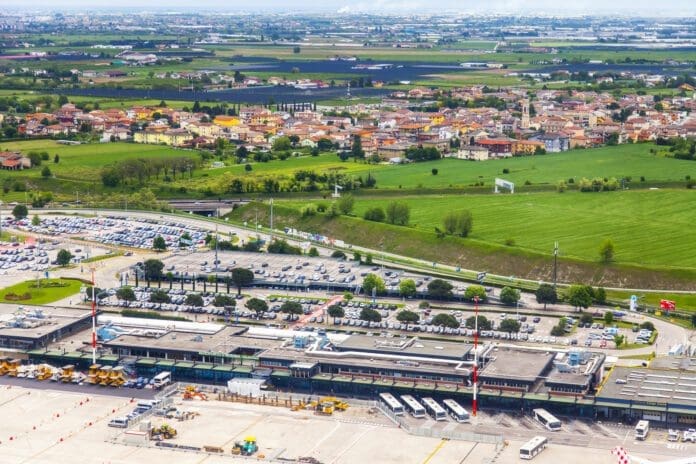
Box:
6 215 209 251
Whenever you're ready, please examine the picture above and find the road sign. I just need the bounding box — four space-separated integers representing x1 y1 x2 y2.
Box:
630 295 638 311
477 272 487 282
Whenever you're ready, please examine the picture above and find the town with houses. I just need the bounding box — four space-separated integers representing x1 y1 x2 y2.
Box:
2 83 696 169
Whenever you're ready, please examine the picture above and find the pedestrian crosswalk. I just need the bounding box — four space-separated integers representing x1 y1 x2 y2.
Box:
667 442 687 451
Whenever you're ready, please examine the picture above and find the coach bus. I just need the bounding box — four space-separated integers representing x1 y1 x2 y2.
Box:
421 397 447 421
532 408 561 431
400 395 426 418
443 399 470 423
519 436 548 460
379 392 405 416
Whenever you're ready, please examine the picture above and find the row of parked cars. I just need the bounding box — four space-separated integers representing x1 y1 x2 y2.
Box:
0 244 51 274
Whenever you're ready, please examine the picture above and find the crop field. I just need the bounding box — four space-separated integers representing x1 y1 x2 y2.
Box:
281 188 696 269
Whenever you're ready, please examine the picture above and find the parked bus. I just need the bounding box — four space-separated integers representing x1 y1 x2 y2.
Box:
635 420 650 440
379 392 405 416
519 436 548 460
400 395 426 418
532 408 561 431
443 399 470 423
421 397 447 421
152 371 172 389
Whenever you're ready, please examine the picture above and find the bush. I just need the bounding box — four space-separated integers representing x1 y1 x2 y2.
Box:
363 207 386 222
267 239 302 255
331 250 346 259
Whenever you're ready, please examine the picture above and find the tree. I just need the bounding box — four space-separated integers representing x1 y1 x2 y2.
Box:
363 207 385 222
595 287 607 304
385 201 410 225
499 318 521 333
153 235 167 251
465 315 492 331
443 210 473 237
604 311 614 325
12 204 28 220
293 46 301 54
280 301 303 319
464 285 487 302
351 135 365 158
56 249 73 266
614 334 625 348
640 321 655 331
150 290 171 303
499 286 520 306
428 279 453 299
550 318 567 336
54 154 60 163
272 136 292 152
230 268 254 295
399 279 417 298
41 166 52 177
184 293 203 307
567 284 592 311
213 295 235 307
31 215 41 226
362 273 385 295
599 238 615 263
353 251 362 262
580 312 594 325
432 313 459 328
331 250 346 259
142 259 164 280
337 194 355 215
328 304 345 318
535 284 557 310
359 307 381 322
691 313 696 328
396 310 419 325
116 286 136 305
246 298 268 318
431 168 438 175
308 247 319 257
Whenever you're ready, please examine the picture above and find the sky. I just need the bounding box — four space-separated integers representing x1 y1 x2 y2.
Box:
0 0 694 14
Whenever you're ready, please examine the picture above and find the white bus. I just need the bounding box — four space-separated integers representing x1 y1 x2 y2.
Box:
379 392 405 416
533 408 561 431
443 399 470 423
635 420 650 440
400 395 426 418
422 397 447 421
519 436 548 460
152 371 172 388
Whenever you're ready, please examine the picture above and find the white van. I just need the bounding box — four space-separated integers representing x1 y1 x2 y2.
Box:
108 417 129 428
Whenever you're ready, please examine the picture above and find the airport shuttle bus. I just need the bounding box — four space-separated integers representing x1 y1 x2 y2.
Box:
152 371 172 388
532 408 561 431
379 392 405 416
421 397 447 421
635 420 650 440
400 395 426 418
519 436 548 460
443 399 470 423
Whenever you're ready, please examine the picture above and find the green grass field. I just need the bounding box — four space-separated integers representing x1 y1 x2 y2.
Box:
0 141 197 200
280 188 696 269
184 143 692 191
0 278 84 305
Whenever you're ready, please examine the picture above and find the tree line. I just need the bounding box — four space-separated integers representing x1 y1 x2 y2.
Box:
101 156 199 187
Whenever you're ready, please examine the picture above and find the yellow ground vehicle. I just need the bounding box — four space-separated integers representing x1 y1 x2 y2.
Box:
321 397 349 411
60 365 75 383
36 364 54 381
109 366 126 387
0 357 10 375
232 436 258 456
87 364 102 384
151 424 177 440
183 385 208 401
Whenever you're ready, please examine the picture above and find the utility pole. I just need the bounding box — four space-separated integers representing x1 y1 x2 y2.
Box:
90 267 97 365
269 198 274 233
473 295 479 417
553 241 559 290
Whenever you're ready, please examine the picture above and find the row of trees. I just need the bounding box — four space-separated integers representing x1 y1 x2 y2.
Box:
101 156 199 187
362 201 410 226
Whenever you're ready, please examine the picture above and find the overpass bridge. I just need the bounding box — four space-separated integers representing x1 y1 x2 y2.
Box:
167 199 250 216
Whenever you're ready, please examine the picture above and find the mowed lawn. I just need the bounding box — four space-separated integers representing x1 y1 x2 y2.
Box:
0 278 84 305
316 189 696 268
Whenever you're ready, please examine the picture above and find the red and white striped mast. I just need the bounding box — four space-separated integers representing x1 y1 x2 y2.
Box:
91 267 97 364
473 295 479 417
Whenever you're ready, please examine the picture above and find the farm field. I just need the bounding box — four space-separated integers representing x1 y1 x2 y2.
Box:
280 188 696 269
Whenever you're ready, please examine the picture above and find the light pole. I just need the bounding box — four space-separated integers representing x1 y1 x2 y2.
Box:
473 295 479 417
553 241 559 290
